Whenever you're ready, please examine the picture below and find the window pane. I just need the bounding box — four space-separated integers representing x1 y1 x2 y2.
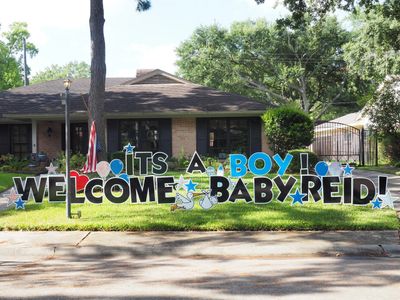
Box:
119 120 139 149
207 118 249 156
140 120 159 152
10 124 30 159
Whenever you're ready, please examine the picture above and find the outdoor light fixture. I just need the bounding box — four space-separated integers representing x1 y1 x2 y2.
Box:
47 127 53 137
63 78 72 90
64 78 72 219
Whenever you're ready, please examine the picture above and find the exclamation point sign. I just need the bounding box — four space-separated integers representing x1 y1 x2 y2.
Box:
378 176 387 195
300 153 309 175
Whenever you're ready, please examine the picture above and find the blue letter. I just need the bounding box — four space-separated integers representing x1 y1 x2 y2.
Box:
230 154 247 177
273 153 293 176
248 152 272 176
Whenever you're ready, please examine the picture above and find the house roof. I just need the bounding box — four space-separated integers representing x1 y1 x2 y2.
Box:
0 69 268 121
315 110 369 133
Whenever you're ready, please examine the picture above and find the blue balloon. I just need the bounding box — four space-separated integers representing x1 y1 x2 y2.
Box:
110 159 124 175
119 173 130 183
315 161 329 176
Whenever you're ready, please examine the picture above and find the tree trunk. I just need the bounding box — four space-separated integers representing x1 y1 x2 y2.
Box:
89 0 107 160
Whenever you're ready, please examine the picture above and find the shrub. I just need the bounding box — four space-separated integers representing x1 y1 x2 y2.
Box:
381 133 400 163
364 75 400 163
0 154 29 172
56 152 86 172
111 151 126 162
287 149 319 173
262 106 314 154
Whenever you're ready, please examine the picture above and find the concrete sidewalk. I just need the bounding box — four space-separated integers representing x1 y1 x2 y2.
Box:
1 231 400 260
0 231 399 299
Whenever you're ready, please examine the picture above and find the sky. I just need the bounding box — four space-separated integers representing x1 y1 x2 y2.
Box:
0 0 289 78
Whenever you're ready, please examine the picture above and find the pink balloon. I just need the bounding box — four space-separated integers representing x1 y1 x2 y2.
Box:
96 161 111 178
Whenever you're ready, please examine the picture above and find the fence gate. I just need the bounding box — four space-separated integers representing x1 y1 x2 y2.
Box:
310 121 378 166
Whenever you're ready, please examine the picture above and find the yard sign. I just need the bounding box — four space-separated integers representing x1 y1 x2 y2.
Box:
6 143 396 210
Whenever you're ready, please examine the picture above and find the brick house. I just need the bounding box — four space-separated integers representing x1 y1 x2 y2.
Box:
0 69 270 160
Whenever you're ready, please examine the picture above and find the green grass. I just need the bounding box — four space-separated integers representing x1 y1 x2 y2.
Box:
1 171 398 231
358 165 400 176
0 201 398 231
0 173 33 192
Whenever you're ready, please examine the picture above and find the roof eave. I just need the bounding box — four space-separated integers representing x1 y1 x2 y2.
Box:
2 110 266 121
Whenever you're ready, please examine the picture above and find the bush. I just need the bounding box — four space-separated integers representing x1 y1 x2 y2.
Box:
111 151 125 162
287 149 319 173
381 133 400 164
364 75 400 163
0 154 29 172
56 152 86 172
262 106 314 154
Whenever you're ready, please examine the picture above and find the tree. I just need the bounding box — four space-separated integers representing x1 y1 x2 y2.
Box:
0 41 21 90
364 75 400 162
31 61 91 84
0 22 38 90
262 105 314 154
254 0 400 26
176 17 357 119
343 9 400 102
89 0 151 160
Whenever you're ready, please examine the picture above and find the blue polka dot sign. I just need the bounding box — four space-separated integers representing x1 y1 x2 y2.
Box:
7 145 397 210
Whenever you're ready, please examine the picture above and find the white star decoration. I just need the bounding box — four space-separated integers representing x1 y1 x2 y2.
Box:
175 175 188 191
45 163 58 174
5 187 21 206
378 191 396 209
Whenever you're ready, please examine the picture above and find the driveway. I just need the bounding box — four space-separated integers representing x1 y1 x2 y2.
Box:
353 169 400 213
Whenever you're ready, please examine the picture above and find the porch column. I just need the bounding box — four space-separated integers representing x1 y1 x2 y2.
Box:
32 120 37 154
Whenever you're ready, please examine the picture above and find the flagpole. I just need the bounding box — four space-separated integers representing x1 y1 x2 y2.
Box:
64 79 72 219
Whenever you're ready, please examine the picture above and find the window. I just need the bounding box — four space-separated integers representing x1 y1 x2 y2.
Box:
71 124 88 154
119 120 159 152
10 124 31 159
208 118 249 157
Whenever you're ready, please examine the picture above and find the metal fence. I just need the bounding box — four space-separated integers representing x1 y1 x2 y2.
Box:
310 121 378 166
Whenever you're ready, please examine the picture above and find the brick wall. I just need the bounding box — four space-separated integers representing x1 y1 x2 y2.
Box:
171 118 196 157
37 121 62 159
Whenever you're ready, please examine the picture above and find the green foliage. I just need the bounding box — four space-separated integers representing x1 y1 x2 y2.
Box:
254 1 400 27
111 151 125 162
343 9 400 94
380 134 400 164
176 17 360 118
31 61 91 84
0 154 29 172
262 106 314 154
56 152 86 173
287 149 319 173
0 22 38 90
364 75 400 163
365 75 400 135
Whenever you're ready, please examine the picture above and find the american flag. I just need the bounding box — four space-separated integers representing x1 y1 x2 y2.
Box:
82 121 98 173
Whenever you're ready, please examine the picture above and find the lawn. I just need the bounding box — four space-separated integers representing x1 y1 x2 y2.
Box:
0 172 33 192
0 172 398 231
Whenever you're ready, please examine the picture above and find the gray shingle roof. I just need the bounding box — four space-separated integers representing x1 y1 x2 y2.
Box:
0 71 267 120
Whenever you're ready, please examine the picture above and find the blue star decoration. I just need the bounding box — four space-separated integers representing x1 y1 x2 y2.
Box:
371 198 382 209
290 189 306 206
185 179 198 192
123 143 135 154
14 198 25 210
342 163 354 176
